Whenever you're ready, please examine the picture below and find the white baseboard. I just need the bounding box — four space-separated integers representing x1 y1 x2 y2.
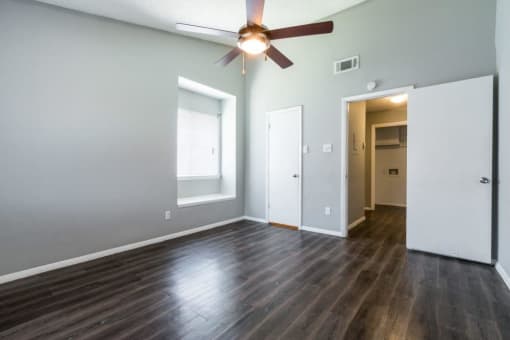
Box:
348 216 366 230
242 216 267 223
300 225 346 238
376 202 407 208
496 262 510 291
0 216 244 285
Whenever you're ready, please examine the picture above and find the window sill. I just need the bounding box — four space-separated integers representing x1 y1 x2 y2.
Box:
178 175 221 181
177 194 236 208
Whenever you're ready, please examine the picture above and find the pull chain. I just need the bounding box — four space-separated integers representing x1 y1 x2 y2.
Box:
242 52 246 75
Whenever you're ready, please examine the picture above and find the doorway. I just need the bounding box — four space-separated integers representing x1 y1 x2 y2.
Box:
266 106 303 230
370 121 408 210
346 94 408 234
340 87 413 237
340 76 493 264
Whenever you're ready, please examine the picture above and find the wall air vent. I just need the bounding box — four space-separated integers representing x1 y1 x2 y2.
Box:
334 56 359 74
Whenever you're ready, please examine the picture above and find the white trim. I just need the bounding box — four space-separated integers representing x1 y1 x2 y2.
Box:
177 194 236 208
0 217 244 285
178 76 235 100
496 262 510 290
265 106 303 228
340 86 414 237
243 216 267 223
348 216 366 230
370 121 407 210
301 225 346 238
177 175 221 181
364 207 374 211
375 202 407 208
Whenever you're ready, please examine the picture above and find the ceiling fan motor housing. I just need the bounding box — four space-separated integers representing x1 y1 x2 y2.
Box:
237 24 271 55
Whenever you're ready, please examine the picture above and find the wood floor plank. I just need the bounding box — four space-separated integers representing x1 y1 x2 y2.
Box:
1 206 509 340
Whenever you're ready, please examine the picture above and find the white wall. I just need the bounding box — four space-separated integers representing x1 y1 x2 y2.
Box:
0 0 245 276
220 97 237 197
245 0 497 232
496 0 510 275
178 178 221 198
365 108 407 207
375 128 407 207
348 101 366 224
177 88 222 198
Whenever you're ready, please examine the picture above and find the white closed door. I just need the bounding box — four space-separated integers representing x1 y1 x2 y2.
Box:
407 75 493 264
267 106 302 227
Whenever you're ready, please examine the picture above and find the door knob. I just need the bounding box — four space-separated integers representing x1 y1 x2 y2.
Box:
480 177 490 184
292 174 299 178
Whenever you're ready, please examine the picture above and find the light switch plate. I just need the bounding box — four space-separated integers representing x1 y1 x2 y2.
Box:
164 210 171 220
323 144 333 153
325 206 331 216
303 145 309 154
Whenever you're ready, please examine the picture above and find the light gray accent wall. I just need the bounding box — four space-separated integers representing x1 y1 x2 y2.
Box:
497 0 510 274
348 101 366 224
178 88 221 115
365 108 407 207
0 0 245 276
245 0 496 232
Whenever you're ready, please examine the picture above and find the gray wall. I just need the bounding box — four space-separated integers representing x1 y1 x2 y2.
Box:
365 108 407 207
348 101 366 224
497 0 510 274
245 0 496 232
0 0 245 276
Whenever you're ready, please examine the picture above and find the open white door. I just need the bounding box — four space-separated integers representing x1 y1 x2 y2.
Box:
407 75 493 264
267 106 302 228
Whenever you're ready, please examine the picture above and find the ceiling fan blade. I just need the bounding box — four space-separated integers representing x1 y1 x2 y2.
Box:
266 45 293 69
216 48 242 66
266 21 334 40
176 23 238 39
246 0 265 25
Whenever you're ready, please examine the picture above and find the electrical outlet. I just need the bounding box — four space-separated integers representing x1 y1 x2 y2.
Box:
164 210 171 220
324 206 331 216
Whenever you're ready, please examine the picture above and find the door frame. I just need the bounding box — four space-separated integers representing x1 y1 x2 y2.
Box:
340 86 414 237
370 121 408 210
265 105 303 228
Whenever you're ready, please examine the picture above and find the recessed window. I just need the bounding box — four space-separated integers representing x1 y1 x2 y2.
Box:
177 108 220 179
177 77 237 207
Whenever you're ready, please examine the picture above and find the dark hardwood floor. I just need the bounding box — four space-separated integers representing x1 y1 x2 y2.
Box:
1 206 509 339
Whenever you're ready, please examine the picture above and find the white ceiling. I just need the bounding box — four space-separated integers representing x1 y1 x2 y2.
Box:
35 0 367 45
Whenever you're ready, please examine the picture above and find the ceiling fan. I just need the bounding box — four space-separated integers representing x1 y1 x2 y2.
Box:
176 0 334 74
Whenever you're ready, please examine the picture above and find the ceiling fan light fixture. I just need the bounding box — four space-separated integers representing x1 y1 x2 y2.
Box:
237 33 270 55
